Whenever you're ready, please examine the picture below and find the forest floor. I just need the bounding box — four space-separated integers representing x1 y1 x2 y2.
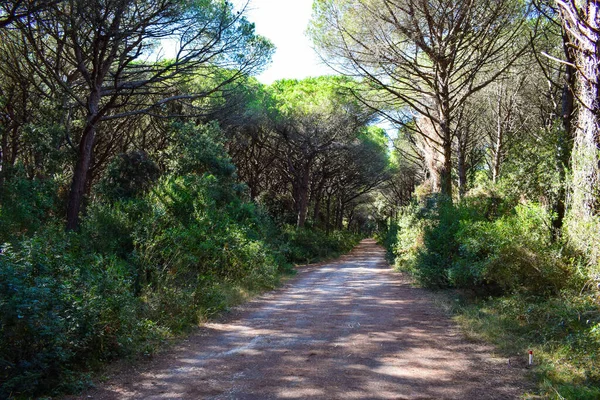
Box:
70 239 534 399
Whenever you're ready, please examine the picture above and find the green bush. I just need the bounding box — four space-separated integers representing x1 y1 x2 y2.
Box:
412 199 462 288
0 169 60 242
0 227 145 397
450 204 572 295
380 191 598 397
375 220 398 262
383 193 576 296
98 151 161 201
391 207 423 272
283 226 361 264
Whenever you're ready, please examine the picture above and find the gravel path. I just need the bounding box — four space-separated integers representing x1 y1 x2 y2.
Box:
75 239 531 399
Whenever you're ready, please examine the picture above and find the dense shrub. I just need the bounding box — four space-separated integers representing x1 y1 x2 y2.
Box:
392 207 423 272
283 226 361 264
375 220 399 262
98 151 161 201
0 170 60 242
450 204 572 295
0 227 147 397
381 190 598 397
386 193 577 296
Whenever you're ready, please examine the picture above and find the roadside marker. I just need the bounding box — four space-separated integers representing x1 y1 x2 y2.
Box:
528 350 533 366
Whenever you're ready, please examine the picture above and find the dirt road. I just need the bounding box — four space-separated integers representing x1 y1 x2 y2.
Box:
78 239 530 399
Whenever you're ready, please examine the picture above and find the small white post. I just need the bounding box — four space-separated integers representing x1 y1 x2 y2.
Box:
528 350 533 366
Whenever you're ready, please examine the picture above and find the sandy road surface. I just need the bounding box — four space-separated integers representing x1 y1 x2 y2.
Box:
76 239 530 399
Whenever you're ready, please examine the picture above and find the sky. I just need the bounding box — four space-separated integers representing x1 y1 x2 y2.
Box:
237 0 336 84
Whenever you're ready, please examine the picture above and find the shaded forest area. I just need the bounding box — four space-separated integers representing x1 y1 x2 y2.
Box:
1 0 599 398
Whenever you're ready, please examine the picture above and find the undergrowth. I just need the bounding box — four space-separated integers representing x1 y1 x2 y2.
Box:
379 191 600 399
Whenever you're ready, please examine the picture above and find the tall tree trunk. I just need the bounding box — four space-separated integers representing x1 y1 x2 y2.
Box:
313 194 322 226
438 82 453 198
296 162 311 228
439 137 453 198
457 140 467 198
66 123 96 230
562 1 600 265
552 32 577 235
0 126 8 190
325 194 332 234
492 90 503 183
66 90 101 230
336 200 345 230
312 175 326 226
571 4 599 218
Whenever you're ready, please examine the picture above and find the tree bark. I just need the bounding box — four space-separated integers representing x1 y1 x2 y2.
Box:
66 90 100 230
325 193 332 234
336 200 345 230
559 0 600 264
0 126 7 190
296 162 311 228
552 34 576 235
457 142 467 198
570 3 599 219
438 78 453 198
492 89 503 183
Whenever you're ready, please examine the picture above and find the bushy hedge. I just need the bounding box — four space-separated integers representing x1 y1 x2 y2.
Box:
282 226 361 264
0 172 288 397
0 227 146 396
0 172 359 397
386 192 582 296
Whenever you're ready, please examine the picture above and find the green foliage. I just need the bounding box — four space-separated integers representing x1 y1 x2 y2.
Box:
375 220 399 262
0 132 356 397
0 121 340 397
98 151 161 201
267 76 359 117
282 226 361 264
393 207 424 272
381 189 600 397
385 192 579 296
451 204 571 295
0 226 146 397
165 122 237 180
0 168 60 242
0 171 287 396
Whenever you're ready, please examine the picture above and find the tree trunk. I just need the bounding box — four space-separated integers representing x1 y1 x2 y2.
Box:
457 141 467 198
492 90 503 183
439 138 453 198
438 83 453 198
296 162 311 228
0 126 8 189
312 175 326 226
66 123 96 230
325 193 332 234
336 200 345 230
564 1 600 265
249 176 259 201
66 90 101 230
552 33 577 235
571 4 599 218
